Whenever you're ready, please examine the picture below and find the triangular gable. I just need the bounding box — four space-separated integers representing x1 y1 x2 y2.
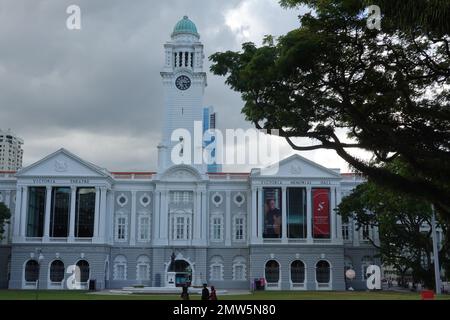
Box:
252 154 341 178
16 148 111 178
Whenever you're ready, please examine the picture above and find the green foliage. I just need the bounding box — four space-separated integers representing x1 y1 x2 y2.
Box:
210 0 450 219
337 162 449 288
0 202 11 240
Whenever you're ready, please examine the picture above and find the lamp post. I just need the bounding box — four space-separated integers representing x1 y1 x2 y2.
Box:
431 204 442 295
35 250 44 301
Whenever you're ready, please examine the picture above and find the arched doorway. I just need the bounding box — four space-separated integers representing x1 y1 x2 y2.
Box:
167 260 192 287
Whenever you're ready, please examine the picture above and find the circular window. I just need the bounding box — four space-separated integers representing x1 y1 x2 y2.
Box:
212 192 223 207
116 193 128 207
233 193 245 207
140 193 151 207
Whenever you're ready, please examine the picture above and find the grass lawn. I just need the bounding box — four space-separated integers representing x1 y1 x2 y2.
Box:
0 290 449 300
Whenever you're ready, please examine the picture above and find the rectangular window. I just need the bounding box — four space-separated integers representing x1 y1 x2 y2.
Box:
362 225 370 240
176 217 184 240
287 188 306 238
139 216 150 241
212 265 221 280
212 217 222 241
234 265 244 280
50 187 71 238
342 224 350 241
137 265 148 281
116 265 125 280
235 217 245 241
75 188 96 238
27 187 46 237
116 217 127 241
263 188 282 239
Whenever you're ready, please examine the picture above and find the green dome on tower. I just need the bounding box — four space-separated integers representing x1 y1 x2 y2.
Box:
172 16 199 37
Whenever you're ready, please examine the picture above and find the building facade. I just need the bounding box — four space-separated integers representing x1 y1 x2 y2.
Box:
0 129 24 171
0 16 378 291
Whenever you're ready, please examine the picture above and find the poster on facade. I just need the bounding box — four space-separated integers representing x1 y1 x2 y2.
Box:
312 188 330 238
263 188 282 238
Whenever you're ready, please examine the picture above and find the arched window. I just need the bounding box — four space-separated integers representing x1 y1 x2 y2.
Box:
361 256 374 280
50 260 65 282
76 260 90 283
113 255 127 280
265 260 280 283
316 260 331 284
25 260 39 282
291 260 305 284
136 255 150 281
232 256 247 281
209 256 224 281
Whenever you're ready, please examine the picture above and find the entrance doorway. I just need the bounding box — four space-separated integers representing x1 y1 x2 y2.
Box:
168 260 192 287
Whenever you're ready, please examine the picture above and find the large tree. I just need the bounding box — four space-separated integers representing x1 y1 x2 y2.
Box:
0 202 11 240
337 166 449 289
210 0 450 219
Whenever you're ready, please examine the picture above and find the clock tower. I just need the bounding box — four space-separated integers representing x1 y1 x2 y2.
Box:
158 16 207 173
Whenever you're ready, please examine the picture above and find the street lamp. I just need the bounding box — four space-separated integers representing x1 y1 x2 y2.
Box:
35 250 44 301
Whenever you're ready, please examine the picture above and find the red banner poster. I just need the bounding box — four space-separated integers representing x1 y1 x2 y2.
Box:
313 188 330 238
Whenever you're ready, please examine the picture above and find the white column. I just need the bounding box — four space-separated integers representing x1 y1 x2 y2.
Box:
13 186 22 240
225 191 231 246
330 187 337 241
106 190 114 244
201 190 207 244
306 187 313 243
251 188 257 242
352 218 359 246
99 187 107 241
257 187 263 242
93 187 100 239
194 190 201 243
68 186 77 241
43 186 52 241
160 190 168 243
336 187 343 243
20 186 28 237
5 191 11 241
130 190 137 245
282 186 288 243
154 190 160 241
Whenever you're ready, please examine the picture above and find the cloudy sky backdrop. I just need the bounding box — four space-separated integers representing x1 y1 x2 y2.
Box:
0 0 369 172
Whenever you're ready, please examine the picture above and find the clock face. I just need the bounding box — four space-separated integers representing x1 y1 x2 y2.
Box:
175 75 191 91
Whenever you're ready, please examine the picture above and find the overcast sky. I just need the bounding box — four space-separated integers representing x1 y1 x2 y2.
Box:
0 0 368 172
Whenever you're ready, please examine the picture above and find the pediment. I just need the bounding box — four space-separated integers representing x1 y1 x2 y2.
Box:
253 154 341 179
16 148 110 178
161 165 203 181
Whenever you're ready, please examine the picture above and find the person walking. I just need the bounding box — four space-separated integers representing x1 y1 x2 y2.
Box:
181 285 190 300
201 283 210 301
209 286 217 300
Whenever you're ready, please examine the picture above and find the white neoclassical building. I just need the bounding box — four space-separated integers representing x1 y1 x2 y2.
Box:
0 16 378 291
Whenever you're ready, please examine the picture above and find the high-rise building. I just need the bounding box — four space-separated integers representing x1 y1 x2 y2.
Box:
203 106 221 173
0 129 23 171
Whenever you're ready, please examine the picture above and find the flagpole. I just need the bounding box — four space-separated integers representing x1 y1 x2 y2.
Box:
431 204 442 295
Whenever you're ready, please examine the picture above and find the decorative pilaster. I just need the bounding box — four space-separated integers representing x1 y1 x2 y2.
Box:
93 187 100 239
43 186 52 241
130 190 137 245
13 187 22 240
257 187 263 242
225 191 231 246
68 186 77 241
251 188 257 242
281 186 287 243
330 187 337 241
20 187 28 237
99 187 107 241
306 187 313 243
